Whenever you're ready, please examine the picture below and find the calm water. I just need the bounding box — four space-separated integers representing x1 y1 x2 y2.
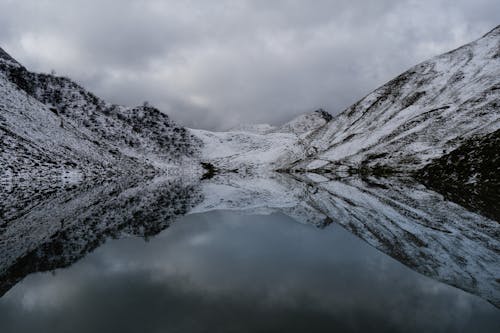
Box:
1 210 498 333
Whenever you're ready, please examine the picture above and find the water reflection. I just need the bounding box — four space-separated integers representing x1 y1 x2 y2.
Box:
0 175 202 296
0 172 499 327
193 173 500 307
1 211 499 333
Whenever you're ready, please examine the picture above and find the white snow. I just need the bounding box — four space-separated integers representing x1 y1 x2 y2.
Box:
306 159 330 170
189 110 332 172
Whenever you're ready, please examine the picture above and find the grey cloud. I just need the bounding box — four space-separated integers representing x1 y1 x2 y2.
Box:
0 0 498 129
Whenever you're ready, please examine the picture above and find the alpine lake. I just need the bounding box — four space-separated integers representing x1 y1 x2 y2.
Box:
1 172 499 332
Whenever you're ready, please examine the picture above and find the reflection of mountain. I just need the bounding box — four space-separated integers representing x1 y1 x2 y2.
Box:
191 173 500 308
297 175 499 308
0 176 202 297
1 173 499 307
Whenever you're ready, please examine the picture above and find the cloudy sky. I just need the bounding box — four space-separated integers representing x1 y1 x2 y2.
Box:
0 0 498 129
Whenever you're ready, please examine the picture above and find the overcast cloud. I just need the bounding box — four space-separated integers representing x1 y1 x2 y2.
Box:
0 0 498 129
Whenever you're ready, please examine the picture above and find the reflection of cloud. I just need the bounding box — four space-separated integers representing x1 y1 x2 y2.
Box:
1 211 498 333
188 234 213 246
10 272 81 311
0 1 498 129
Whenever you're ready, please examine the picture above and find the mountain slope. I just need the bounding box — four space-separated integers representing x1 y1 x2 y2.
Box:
417 129 500 221
291 25 500 173
0 48 202 185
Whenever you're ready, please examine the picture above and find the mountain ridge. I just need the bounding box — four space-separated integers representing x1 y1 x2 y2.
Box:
287 25 499 173
0 47 202 188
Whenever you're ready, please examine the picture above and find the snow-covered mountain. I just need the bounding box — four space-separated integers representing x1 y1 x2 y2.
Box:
190 109 332 172
0 45 335 182
0 48 202 187
188 26 500 182
288 25 500 173
2 26 498 181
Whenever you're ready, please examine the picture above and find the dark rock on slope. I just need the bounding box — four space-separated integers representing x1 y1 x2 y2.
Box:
417 129 500 221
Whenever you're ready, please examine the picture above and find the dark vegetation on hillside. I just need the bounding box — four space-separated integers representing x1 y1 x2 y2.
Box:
417 129 500 222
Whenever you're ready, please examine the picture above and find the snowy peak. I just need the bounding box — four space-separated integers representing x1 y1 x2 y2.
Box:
277 108 332 135
482 24 500 38
0 47 20 67
190 109 333 172
229 123 277 134
228 109 332 136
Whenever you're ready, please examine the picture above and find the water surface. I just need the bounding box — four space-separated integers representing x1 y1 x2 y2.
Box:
1 210 498 333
